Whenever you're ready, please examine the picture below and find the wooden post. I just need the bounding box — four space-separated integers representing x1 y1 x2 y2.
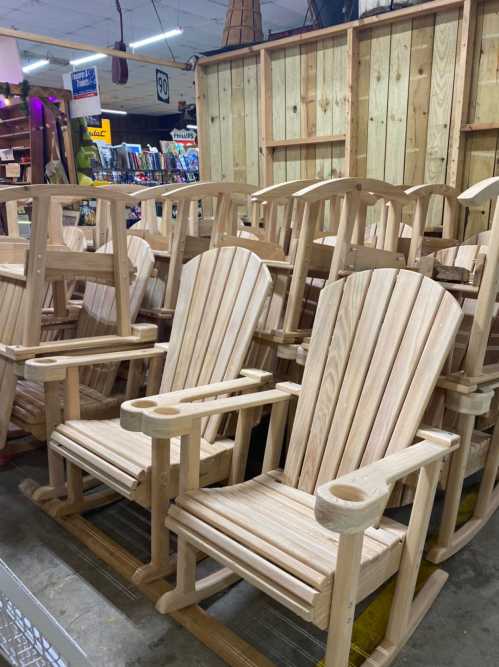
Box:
110 198 132 336
325 531 364 667
329 191 360 282
408 196 430 268
447 0 476 238
345 27 359 176
386 460 441 644
195 64 209 183
260 49 273 187
23 194 50 346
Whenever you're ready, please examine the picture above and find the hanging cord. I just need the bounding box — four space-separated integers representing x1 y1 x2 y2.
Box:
115 0 125 42
150 0 177 62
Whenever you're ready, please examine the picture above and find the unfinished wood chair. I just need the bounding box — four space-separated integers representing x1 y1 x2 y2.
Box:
137 182 259 324
121 267 462 667
23 246 273 583
13 232 155 442
0 185 157 458
422 177 499 563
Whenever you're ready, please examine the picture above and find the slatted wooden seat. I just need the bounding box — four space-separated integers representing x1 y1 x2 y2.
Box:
0 185 157 458
24 246 272 583
122 267 462 667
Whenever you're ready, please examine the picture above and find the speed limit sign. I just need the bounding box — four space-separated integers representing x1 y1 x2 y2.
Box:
156 69 170 104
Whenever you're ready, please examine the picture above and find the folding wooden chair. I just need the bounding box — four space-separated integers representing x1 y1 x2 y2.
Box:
22 247 272 584
121 267 462 667
1 185 156 459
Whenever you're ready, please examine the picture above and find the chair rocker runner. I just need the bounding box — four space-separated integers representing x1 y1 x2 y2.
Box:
23 247 273 584
122 267 462 667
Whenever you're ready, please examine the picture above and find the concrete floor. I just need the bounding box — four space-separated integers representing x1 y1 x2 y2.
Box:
1 448 499 667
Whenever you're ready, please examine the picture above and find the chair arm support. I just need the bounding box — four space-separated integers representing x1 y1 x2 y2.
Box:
127 387 289 439
1 323 157 362
315 436 459 535
21 345 167 382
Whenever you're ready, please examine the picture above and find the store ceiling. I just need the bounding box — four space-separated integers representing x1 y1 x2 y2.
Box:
0 0 309 115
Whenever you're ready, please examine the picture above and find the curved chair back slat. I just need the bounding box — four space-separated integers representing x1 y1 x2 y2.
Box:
284 268 462 492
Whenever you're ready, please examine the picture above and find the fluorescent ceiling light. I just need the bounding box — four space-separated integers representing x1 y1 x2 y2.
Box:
130 28 183 49
70 53 107 66
22 59 50 73
186 124 197 130
101 108 127 115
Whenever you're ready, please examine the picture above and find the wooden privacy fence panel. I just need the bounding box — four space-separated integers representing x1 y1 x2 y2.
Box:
197 0 499 236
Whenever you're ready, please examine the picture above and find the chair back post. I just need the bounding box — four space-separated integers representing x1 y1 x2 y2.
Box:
109 198 132 337
22 193 51 346
384 200 403 253
328 190 361 283
163 198 190 311
282 200 320 333
407 195 430 268
460 185 499 377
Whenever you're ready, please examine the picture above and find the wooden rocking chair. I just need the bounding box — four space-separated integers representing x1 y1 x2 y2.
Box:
1 185 156 458
23 246 272 583
121 267 462 667
422 177 499 562
134 182 258 324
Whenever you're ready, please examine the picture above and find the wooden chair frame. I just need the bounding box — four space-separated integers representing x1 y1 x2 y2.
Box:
0 185 157 455
120 268 462 667
426 177 499 562
21 247 273 585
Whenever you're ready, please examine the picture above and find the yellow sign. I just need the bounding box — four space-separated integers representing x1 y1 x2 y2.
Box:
88 118 112 144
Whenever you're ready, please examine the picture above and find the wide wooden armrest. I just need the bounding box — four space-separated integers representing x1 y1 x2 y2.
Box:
458 177 499 206
1 323 157 362
121 369 274 433
315 435 459 535
126 386 289 439
22 344 168 382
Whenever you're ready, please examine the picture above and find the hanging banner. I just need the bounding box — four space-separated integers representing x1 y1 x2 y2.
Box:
88 118 112 144
63 66 101 118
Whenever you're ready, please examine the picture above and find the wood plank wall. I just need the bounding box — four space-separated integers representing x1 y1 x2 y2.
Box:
197 0 499 237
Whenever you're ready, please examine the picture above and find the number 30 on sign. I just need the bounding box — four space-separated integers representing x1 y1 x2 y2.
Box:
156 69 170 104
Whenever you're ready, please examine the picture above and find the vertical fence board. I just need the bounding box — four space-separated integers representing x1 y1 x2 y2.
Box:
285 46 302 180
244 56 260 186
385 21 412 184
424 9 459 225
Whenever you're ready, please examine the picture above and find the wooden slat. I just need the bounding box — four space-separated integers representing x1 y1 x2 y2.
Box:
271 49 287 184
385 21 411 184
285 45 302 181
424 9 459 227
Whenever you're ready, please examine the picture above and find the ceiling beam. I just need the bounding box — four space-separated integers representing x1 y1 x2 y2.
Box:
0 26 192 71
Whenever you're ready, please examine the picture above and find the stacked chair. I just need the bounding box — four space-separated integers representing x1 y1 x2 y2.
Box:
11 174 499 667
1 185 156 464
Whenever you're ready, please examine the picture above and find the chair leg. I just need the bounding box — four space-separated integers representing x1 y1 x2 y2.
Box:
156 538 240 614
50 462 85 517
325 531 364 667
133 437 174 584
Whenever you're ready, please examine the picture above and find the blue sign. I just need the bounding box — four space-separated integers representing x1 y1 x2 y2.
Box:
71 67 98 100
